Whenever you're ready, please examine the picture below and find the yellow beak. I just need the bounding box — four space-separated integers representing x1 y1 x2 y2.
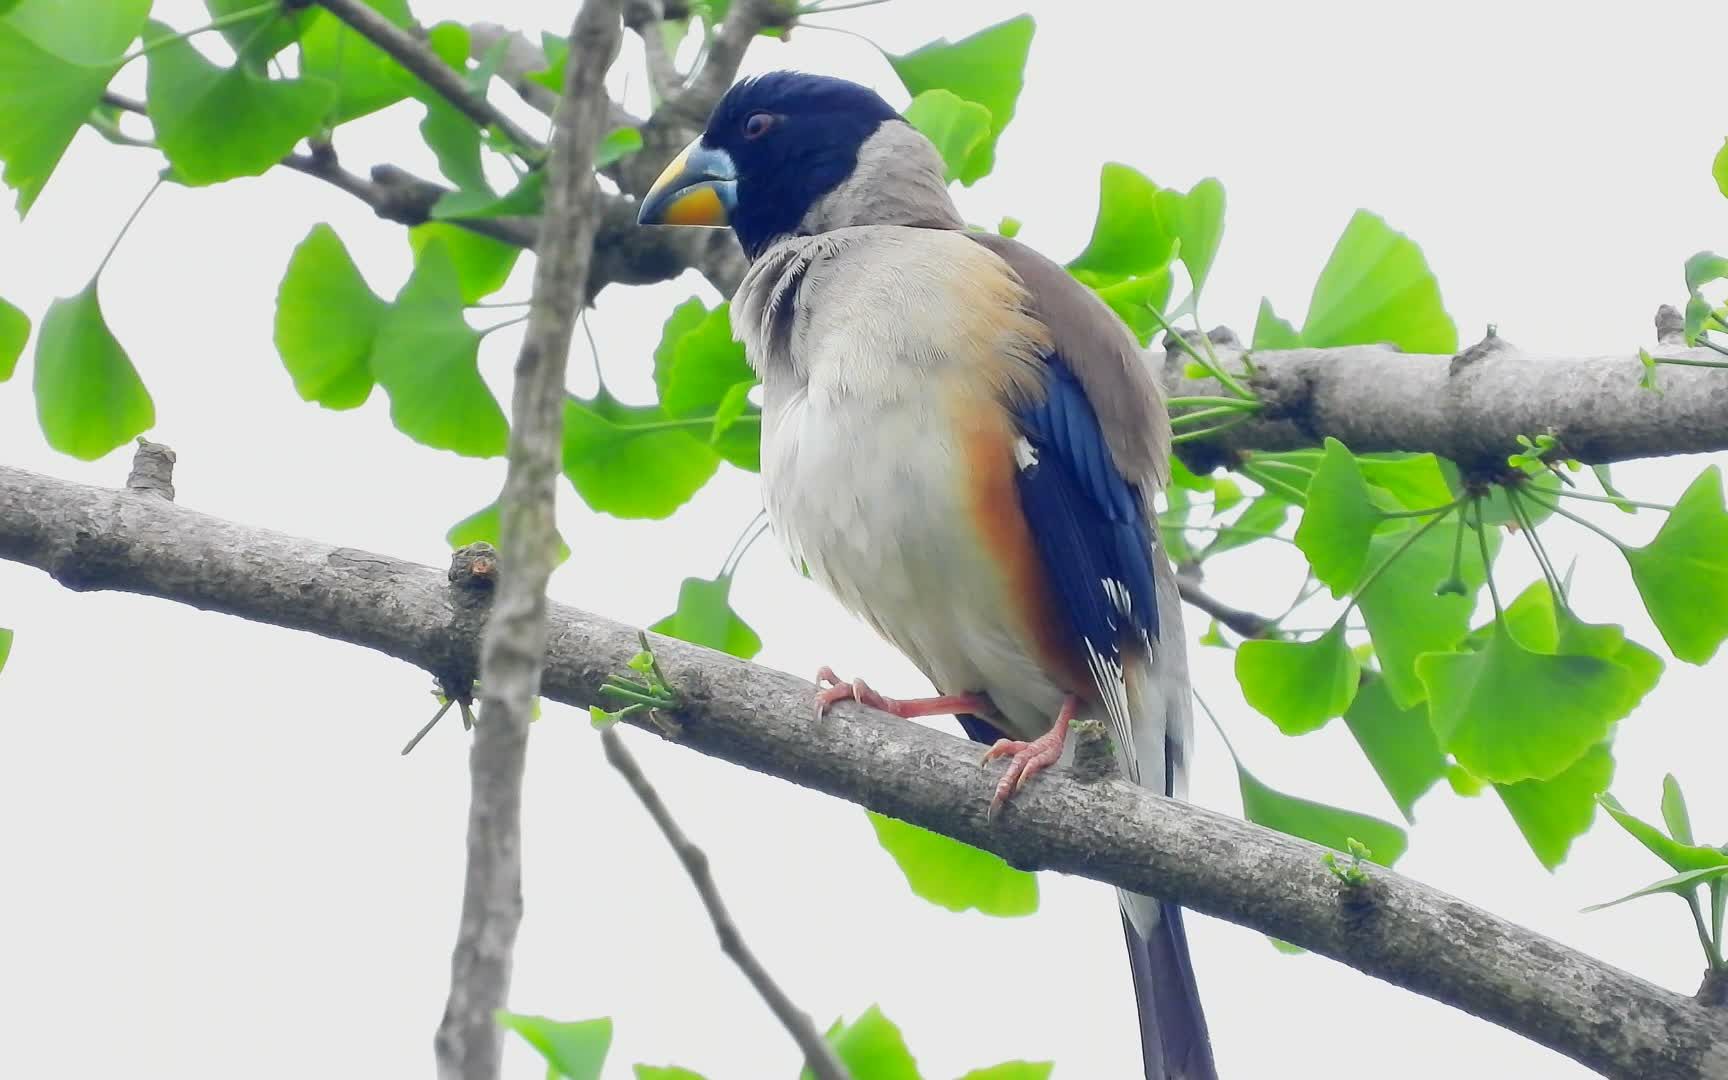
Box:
637 137 737 228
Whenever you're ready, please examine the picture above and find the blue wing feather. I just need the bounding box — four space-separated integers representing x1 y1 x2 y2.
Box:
1012 355 1160 670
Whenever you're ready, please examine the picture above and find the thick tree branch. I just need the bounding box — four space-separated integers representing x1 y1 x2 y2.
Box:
600 727 849 1079
4 462 1725 1080
313 0 547 159
1164 326 1728 473
431 4 623 1079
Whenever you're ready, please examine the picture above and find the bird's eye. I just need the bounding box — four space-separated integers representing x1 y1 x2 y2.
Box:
742 112 778 140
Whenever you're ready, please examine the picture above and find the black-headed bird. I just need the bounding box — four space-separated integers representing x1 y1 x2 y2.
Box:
638 72 1216 1080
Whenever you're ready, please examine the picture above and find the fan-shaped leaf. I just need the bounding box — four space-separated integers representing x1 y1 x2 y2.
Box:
1236 623 1359 735
33 283 153 459
884 15 1033 184
497 1013 611 1080
275 224 382 409
866 812 1037 917
1302 210 1457 354
1495 742 1615 870
1623 466 1728 664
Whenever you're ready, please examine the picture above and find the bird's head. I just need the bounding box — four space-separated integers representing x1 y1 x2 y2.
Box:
636 71 960 259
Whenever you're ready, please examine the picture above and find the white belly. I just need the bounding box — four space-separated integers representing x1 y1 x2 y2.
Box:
760 381 1065 740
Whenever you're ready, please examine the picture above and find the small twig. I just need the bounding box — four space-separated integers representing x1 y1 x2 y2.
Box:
599 726 849 1080
313 0 547 160
655 0 786 129
627 0 685 104
1175 574 1273 638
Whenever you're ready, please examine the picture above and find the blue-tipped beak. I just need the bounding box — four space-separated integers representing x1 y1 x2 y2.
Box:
637 138 737 227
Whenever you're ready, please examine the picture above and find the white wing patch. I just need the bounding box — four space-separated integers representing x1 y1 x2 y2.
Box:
1013 436 1039 471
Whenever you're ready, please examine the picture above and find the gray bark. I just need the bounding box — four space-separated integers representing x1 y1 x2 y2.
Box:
4 461 1724 1080
1162 326 1728 474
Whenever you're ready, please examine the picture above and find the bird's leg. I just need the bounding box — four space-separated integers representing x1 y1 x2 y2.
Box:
813 666 991 721
982 693 1080 819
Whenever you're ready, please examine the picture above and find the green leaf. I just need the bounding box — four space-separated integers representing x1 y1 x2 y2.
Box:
1301 210 1458 354
447 500 571 569
884 15 1033 185
662 303 754 418
433 170 546 220
902 89 992 185
1583 865 1728 913
648 575 761 660
1251 297 1302 350
808 1006 920 1080
205 0 312 66
33 282 154 459
370 242 508 457
1093 270 1173 347
144 21 333 186
1495 742 1615 870
1201 495 1290 558
562 396 720 519
299 0 418 124
1358 521 1495 708
1591 463 1637 514
652 297 710 399
1238 765 1408 864
956 1065 1053 1080
0 295 28 380
633 1068 707 1080
866 811 1037 917
1661 774 1694 846
1356 453 1456 513
419 98 488 194
1342 674 1445 823
0 627 12 676
1598 792 1728 874
496 1012 611 1080
1294 437 1382 595
712 408 760 473
1418 620 1640 784
1623 466 1728 664
274 224 382 410
1235 623 1359 735
407 223 518 304
1684 251 1728 294
1067 163 1175 284
0 0 150 213
596 126 644 167
1714 137 1728 200
1159 177 1226 295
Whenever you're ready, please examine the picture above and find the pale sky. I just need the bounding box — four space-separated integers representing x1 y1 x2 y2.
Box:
3 2 1726 1077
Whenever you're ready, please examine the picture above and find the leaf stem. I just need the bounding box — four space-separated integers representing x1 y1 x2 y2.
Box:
799 0 893 12
1146 304 1255 400
478 312 531 337
1470 500 1504 616
1523 492 1630 552
718 509 770 579
1171 405 1251 428
1166 395 1262 410
1378 498 1465 520
1343 504 1455 617
95 177 164 279
121 1 280 64
1239 463 1309 506
1655 353 1728 368
1171 412 1255 445
1551 488 1672 512
1507 488 1568 610
1686 892 1721 972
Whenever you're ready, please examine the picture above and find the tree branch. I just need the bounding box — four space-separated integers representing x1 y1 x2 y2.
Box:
1174 574 1273 639
4 462 1725 1080
1164 325 1728 473
599 727 850 1079
655 0 789 132
313 0 547 159
625 0 686 104
431 3 622 1078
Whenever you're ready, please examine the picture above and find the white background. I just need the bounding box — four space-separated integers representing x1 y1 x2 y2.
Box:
3 1 1726 1077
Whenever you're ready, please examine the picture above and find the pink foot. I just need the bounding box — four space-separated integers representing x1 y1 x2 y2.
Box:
982 694 1080 819
814 666 990 721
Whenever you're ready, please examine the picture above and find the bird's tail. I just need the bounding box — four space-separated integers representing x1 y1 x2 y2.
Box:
1120 901 1218 1080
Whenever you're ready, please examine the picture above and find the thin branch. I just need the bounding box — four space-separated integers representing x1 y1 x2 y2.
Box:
626 0 686 104
313 0 547 159
653 0 787 131
1175 573 1274 638
432 2 623 1078
599 727 849 1079
6 463 1726 1080
466 21 644 129
278 154 539 249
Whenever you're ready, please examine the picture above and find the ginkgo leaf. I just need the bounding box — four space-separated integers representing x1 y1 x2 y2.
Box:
1623 466 1728 664
1252 297 1302 350
1342 673 1445 823
903 89 992 185
144 20 332 185
496 1013 611 1080
0 295 27 380
649 576 761 660
369 242 507 457
274 224 382 410
1238 765 1408 864
1294 438 1382 595
1302 209 1457 354
807 1006 920 1080
446 500 570 569
562 396 720 519
33 282 154 459
1235 623 1359 735
867 812 1037 917
884 15 1033 184
1495 742 1615 870
1067 163 1176 285
1582 865 1728 914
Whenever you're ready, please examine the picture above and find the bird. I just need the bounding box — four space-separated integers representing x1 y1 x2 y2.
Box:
637 71 1217 1080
